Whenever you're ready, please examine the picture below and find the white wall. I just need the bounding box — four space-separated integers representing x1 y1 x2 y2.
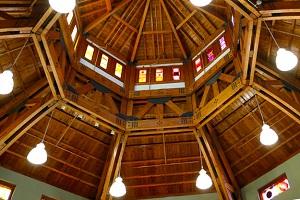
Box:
0 167 88 200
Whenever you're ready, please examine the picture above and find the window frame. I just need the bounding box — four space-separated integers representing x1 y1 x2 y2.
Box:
155 68 164 82
115 63 123 78
0 179 16 200
258 173 290 200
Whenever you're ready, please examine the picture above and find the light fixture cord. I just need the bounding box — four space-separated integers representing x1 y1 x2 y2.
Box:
200 147 203 169
9 35 31 71
263 20 280 49
56 115 77 146
255 94 265 124
42 111 54 143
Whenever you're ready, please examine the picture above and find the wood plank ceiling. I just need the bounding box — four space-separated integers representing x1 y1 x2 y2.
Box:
0 0 300 200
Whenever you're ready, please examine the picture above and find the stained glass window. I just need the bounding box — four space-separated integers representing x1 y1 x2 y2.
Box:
0 180 15 200
195 58 202 72
259 174 290 200
219 36 227 51
139 69 147 83
207 49 215 62
173 68 180 80
85 45 94 61
100 54 109 69
156 69 163 82
115 63 123 78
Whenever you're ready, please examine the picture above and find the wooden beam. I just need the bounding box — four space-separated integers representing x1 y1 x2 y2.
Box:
249 18 262 85
96 133 122 200
135 102 154 119
84 0 132 33
199 128 232 200
242 20 253 83
260 1 300 15
160 0 187 59
0 94 56 154
165 100 184 116
32 35 57 97
192 129 224 200
130 0 150 62
224 0 252 20
194 78 244 125
105 0 112 11
108 134 128 200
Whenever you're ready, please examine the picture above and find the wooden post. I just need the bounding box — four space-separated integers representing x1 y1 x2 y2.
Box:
108 133 129 200
96 133 122 200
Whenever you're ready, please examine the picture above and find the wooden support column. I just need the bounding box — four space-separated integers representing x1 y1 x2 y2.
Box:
108 133 129 200
192 129 224 200
199 128 234 200
207 125 242 200
96 133 122 200
241 20 253 84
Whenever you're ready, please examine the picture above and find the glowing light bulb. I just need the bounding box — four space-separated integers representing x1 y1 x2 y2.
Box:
109 177 126 198
0 70 14 95
260 124 278 146
190 0 212 7
49 0 76 14
196 168 213 190
27 143 48 165
276 48 298 71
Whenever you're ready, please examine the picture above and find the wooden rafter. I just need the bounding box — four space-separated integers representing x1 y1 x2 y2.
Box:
159 0 187 59
84 0 132 33
130 0 151 62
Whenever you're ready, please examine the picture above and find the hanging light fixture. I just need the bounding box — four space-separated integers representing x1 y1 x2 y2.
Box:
49 0 76 14
264 21 298 71
0 36 30 95
255 95 278 146
0 70 14 95
109 176 127 198
196 147 212 190
27 112 53 165
190 0 212 7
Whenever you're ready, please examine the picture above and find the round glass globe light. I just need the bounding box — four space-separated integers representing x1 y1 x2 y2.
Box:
196 168 213 190
27 142 48 165
260 124 278 146
0 70 14 95
276 48 298 71
190 0 212 7
109 177 126 198
49 0 76 14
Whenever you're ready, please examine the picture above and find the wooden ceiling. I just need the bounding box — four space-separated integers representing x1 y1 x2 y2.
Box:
0 0 300 200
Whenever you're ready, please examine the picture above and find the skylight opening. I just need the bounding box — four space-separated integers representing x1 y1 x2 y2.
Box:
115 63 123 78
71 25 77 42
100 54 109 69
139 69 147 83
156 69 163 82
66 12 73 25
173 68 180 80
85 45 94 61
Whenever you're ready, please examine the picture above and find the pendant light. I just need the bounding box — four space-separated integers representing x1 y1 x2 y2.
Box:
0 36 30 95
255 95 278 146
190 0 212 7
0 70 14 95
27 111 54 165
49 0 76 13
264 21 298 71
196 147 212 190
109 176 126 198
